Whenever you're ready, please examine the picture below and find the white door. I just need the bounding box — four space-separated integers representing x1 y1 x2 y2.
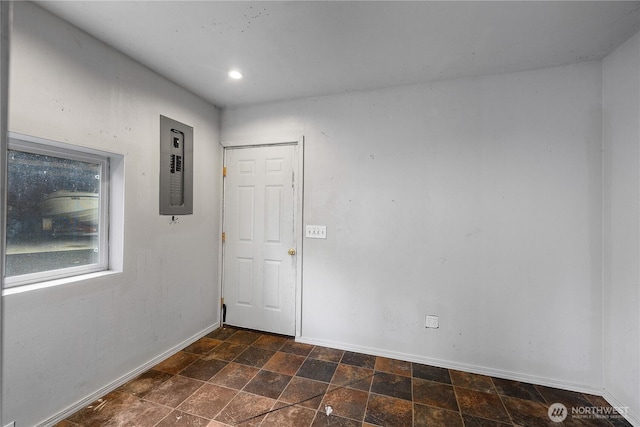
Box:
222 144 297 335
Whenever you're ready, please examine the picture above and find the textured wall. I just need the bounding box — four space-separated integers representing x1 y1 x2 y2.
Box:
223 61 604 392
3 3 222 426
603 31 640 425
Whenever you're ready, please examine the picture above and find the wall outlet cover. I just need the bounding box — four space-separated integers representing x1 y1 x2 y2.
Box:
425 315 439 329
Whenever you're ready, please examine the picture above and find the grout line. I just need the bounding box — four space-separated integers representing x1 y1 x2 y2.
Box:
216 330 317 426
493 382 517 426
234 371 380 425
410 366 415 427
363 356 377 425
72 328 616 426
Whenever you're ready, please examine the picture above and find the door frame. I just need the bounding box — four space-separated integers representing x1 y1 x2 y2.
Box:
219 134 304 338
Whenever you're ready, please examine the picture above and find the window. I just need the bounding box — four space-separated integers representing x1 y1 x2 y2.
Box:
4 133 110 288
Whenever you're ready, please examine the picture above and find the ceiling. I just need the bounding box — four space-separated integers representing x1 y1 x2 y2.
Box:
36 1 640 109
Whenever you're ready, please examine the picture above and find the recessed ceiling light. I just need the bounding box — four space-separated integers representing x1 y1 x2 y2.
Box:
228 70 243 80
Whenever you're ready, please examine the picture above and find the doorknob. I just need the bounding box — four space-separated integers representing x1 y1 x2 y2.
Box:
288 248 296 256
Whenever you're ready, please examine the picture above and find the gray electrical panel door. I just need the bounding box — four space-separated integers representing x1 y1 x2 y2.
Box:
160 115 193 215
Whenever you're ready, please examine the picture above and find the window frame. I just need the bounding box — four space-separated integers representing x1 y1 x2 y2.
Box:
3 132 110 288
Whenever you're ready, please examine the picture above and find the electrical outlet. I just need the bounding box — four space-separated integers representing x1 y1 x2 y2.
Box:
306 225 327 239
425 315 439 329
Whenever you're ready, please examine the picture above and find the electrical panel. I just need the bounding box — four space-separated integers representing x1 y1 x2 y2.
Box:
160 115 193 215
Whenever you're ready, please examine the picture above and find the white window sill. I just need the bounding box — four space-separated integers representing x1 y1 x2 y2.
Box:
2 270 121 296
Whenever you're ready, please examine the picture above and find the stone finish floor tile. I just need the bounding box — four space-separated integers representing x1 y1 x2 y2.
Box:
280 340 314 356
156 410 211 427
179 357 228 381
53 421 82 427
297 358 338 383
208 362 259 390
263 351 306 376
501 395 559 426
341 351 377 369
461 413 515 427
260 404 317 426
143 375 204 408
252 333 289 352
206 326 238 341
455 387 511 423
311 412 362 427
535 384 597 410
370 371 413 401
183 337 223 355
66 391 140 426
205 341 248 362
176 383 238 420
331 363 374 392
59 327 631 427
375 356 412 377
413 377 459 412
279 376 330 410
102 398 172 427
233 346 276 368
243 369 292 399
414 404 464 427
321 386 370 421
413 363 452 384
450 370 497 394
309 346 345 363
153 351 200 375
226 329 262 346
118 369 173 398
214 391 276 426
365 393 413 427
492 377 546 403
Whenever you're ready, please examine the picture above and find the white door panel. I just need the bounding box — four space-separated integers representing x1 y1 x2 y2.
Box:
223 145 296 335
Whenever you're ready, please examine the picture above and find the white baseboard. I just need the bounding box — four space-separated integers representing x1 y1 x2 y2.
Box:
299 336 640 426
296 335 603 395
602 390 640 427
39 322 220 427
36 327 638 427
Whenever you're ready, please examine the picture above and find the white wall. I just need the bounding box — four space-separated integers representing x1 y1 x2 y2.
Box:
223 62 604 391
0 1 11 423
5 1 638 425
603 32 640 425
3 3 222 426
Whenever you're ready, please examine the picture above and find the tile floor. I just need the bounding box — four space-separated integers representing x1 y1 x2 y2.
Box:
55 326 631 427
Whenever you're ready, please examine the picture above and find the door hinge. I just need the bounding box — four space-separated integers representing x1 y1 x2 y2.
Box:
220 297 224 306
223 166 227 177
221 232 226 242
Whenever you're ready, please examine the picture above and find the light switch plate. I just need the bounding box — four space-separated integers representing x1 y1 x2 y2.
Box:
306 225 327 239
